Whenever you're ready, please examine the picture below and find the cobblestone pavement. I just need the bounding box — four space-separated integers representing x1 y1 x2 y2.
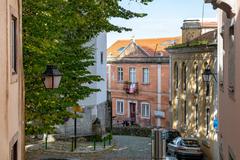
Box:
27 135 176 160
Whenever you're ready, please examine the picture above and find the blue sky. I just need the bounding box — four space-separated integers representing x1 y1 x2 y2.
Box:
107 0 216 47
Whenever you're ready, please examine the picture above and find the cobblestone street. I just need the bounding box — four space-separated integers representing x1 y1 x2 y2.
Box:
27 135 176 160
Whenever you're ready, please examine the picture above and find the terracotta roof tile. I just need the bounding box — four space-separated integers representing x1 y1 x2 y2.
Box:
108 37 182 57
192 29 217 43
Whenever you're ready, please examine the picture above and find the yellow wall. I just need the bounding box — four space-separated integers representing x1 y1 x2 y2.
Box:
170 49 217 160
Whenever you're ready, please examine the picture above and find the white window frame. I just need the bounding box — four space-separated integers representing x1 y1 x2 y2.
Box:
141 102 150 119
142 68 149 84
129 67 136 83
117 67 123 82
116 99 124 115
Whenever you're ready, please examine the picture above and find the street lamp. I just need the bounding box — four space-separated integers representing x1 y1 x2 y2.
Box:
42 65 63 89
202 67 217 83
42 65 63 150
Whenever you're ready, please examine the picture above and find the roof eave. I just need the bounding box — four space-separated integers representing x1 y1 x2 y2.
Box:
205 0 235 18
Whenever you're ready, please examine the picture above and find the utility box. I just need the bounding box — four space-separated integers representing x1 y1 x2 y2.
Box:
151 128 166 160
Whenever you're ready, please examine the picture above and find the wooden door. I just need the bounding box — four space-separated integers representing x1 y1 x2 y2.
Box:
130 103 136 124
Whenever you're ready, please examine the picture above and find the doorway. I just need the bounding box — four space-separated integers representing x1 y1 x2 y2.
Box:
129 102 136 125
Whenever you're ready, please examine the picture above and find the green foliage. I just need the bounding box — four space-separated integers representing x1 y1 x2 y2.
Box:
23 0 152 135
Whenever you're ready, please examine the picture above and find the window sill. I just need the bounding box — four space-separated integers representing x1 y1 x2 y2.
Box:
116 113 124 116
142 83 150 85
141 116 150 119
117 81 124 84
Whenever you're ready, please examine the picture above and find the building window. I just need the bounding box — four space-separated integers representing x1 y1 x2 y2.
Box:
184 100 187 126
129 67 136 83
100 52 104 64
174 63 178 89
204 64 210 96
116 100 124 115
117 67 123 82
11 16 17 74
11 141 18 160
195 65 199 93
228 22 235 93
142 68 149 84
141 103 150 118
195 104 198 130
182 63 187 91
206 108 210 135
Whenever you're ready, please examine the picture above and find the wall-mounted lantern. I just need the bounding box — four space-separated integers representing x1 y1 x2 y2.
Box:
42 65 63 89
202 67 217 83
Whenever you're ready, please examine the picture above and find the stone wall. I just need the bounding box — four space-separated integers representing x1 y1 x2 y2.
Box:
56 101 108 136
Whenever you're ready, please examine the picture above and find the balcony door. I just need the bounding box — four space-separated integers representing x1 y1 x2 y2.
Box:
129 67 136 83
129 102 136 124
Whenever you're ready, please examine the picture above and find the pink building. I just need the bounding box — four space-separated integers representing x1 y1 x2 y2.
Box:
0 0 24 159
206 0 240 159
107 37 181 128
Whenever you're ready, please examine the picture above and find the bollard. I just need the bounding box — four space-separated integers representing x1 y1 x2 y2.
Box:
103 137 106 148
109 136 111 145
44 134 48 150
93 138 96 150
71 137 74 152
151 128 166 160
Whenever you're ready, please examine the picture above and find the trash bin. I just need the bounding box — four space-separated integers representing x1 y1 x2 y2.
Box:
151 128 166 160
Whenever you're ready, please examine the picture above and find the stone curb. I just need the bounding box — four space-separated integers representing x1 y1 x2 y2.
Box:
26 144 115 156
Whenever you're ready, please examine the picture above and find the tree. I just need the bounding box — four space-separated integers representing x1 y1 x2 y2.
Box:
23 0 153 135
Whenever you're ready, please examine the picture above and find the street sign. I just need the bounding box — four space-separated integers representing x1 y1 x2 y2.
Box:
72 106 84 113
154 111 165 118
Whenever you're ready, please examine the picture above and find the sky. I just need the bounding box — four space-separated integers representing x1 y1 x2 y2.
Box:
107 0 217 47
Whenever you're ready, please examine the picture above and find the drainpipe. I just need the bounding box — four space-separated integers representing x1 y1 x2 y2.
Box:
157 64 162 128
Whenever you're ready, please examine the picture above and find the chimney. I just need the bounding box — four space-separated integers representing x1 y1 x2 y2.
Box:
181 19 201 43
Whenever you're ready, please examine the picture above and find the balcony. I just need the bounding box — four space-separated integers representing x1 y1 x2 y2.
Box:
123 81 138 94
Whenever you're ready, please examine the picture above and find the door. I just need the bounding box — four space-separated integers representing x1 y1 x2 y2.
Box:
129 102 136 124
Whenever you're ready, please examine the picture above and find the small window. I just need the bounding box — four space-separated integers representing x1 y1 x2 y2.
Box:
141 103 150 118
11 15 17 74
142 68 149 84
100 52 104 64
206 108 210 136
129 67 136 83
117 67 123 82
118 47 125 52
11 141 18 160
116 100 124 115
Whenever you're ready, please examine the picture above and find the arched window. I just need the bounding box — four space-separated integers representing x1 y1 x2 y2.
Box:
206 108 210 135
184 100 187 126
195 65 199 93
204 63 210 96
174 63 179 89
182 63 187 91
195 104 198 130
